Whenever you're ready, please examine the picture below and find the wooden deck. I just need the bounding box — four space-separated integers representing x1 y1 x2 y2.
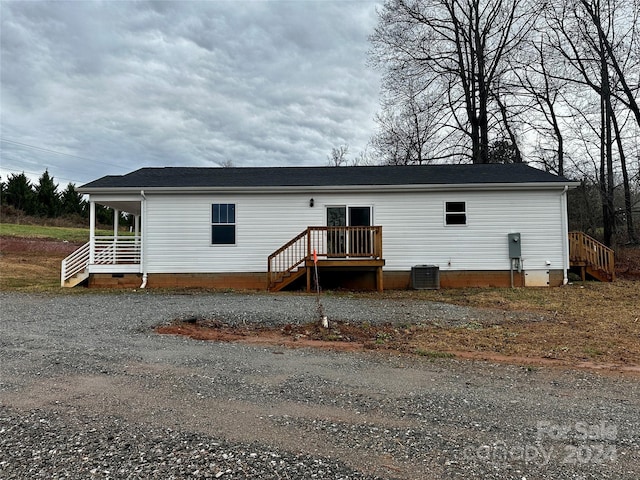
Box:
268 226 384 291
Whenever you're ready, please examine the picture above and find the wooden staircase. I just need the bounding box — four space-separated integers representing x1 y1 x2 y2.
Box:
268 226 383 292
568 232 615 282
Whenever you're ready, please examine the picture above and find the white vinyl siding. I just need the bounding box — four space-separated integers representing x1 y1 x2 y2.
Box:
142 189 566 273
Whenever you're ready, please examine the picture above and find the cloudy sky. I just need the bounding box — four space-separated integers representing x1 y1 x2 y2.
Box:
0 0 382 187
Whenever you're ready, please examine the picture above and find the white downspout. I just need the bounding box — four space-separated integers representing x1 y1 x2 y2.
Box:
140 190 148 289
560 186 569 285
89 200 96 265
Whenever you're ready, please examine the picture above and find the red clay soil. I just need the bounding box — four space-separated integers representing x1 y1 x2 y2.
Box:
156 319 400 354
0 236 82 255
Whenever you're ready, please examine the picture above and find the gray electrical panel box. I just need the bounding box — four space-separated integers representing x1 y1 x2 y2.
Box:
508 233 521 258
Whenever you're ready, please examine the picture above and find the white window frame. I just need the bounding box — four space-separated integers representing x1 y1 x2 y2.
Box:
444 201 467 226
211 203 237 245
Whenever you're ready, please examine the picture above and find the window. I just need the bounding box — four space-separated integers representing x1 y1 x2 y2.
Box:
445 201 466 225
212 203 236 244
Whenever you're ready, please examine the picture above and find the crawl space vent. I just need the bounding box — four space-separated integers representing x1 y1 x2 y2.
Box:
411 265 440 290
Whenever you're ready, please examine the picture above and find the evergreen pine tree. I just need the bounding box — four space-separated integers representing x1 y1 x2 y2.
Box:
5 173 36 214
60 183 86 216
35 170 61 217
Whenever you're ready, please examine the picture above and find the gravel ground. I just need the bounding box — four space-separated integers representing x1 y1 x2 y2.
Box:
0 290 638 479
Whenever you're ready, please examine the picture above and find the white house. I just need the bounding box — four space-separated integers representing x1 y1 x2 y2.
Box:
62 164 609 290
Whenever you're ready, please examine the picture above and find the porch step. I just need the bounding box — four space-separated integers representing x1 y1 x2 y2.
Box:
572 264 614 282
269 267 307 292
568 232 615 282
586 266 613 282
63 270 89 288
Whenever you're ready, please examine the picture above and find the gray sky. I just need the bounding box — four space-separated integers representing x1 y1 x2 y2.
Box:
0 0 382 186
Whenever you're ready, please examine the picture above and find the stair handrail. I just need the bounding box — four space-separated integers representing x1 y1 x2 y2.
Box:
267 228 310 288
61 242 90 286
568 231 615 280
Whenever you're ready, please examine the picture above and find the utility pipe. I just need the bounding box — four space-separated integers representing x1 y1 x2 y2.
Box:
140 190 148 289
560 186 569 285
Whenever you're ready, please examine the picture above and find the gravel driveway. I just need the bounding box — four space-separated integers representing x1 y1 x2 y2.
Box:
0 291 638 479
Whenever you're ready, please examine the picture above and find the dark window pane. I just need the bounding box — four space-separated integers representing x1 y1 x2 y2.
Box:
212 225 235 244
446 214 467 225
349 206 371 227
212 203 236 224
446 202 466 213
212 204 220 223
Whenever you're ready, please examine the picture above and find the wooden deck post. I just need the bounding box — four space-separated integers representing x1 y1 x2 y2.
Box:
376 266 383 292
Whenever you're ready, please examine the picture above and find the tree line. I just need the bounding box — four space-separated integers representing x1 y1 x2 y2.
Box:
367 0 640 246
0 170 117 226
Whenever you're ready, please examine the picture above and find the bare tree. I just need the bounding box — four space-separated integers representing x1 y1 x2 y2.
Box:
371 81 448 164
543 0 639 245
370 0 537 164
578 0 640 131
327 145 350 167
512 34 569 175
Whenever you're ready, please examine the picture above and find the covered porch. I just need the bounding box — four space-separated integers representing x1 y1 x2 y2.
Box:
61 194 144 287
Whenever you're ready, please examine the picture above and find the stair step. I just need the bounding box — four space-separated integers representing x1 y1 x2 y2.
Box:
270 267 307 292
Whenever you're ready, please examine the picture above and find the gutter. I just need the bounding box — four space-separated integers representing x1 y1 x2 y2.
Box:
78 181 582 196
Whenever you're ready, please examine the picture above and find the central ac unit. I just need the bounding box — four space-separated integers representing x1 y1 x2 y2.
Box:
411 265 440 290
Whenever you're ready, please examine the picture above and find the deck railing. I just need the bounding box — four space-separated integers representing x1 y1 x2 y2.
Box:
568 231 615 280
61 241 91 286
268 226 382 287
61 236 141 286
93 236 141 265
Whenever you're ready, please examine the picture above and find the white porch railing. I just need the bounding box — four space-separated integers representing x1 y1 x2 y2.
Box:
61 242 91 286
61 236 141 286
93 236 141 265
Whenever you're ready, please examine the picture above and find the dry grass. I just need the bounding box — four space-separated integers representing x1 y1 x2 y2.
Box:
369 283 640 365
0 251 62 289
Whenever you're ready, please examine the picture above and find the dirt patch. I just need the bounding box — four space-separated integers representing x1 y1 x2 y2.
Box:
0 235 82 255
156 318 405 353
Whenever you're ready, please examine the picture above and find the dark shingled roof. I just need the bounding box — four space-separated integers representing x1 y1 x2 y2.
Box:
80 164 574 190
